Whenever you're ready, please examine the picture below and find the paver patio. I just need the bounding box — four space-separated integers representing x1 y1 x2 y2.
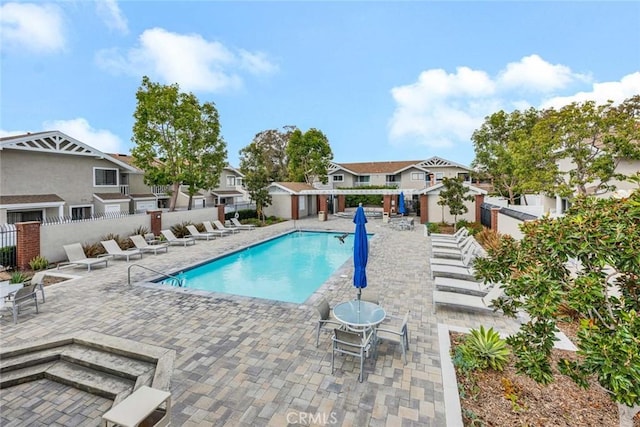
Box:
0 216 520 426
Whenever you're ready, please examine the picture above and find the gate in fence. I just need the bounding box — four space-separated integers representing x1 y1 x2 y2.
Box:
0 223 18 270
480 203 494 229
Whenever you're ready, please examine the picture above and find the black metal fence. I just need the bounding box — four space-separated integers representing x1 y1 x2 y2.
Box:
480 203 494 228
0 224 17 270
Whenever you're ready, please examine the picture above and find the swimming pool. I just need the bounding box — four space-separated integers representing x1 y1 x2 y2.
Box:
159 231 367 304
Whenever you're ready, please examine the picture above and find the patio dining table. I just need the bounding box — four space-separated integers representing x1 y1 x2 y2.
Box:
333 300 386 332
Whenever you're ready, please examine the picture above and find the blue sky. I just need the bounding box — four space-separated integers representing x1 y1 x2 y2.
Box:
2 1 639 168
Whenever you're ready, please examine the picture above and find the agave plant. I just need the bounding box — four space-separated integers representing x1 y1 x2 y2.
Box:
460 325 511 372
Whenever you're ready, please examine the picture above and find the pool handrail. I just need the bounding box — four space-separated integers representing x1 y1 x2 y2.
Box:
128 264 185 287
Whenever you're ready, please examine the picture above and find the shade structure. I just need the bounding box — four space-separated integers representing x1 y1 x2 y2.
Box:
398 192 406 215
353 204 369 299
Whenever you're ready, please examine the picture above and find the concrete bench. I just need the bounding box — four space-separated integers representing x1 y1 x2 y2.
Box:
101 386 171 427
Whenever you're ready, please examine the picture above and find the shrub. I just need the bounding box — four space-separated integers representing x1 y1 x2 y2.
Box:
0 246 17 268
131 225 150 236
170 221 193 238
29 255 49 271
474 227 503 251
225 209 257 221
427 222 440 234
100 233 133 249
455 326 510 372
456 220 483 235
83 242 106 258
10 271 29 284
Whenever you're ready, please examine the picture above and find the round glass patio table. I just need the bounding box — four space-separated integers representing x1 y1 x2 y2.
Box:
333 300 386 331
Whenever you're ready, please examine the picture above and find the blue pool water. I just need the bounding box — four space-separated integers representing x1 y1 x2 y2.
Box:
160 231 366 303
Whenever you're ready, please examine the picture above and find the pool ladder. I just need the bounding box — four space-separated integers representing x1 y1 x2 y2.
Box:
128 264 186 287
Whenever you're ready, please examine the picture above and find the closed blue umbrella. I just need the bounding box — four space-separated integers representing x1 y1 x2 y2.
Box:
353 203 368 300
398 192 406 216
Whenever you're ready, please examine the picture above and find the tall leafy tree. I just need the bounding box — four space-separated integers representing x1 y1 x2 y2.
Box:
437 177 474 230
251 126 296 182
286 128 333 184
534 97 640 196
239 142 272 223
131 76 227 211
472 108 557 204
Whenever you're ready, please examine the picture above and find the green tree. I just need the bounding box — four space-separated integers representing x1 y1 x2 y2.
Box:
239 141 272 223
437 177 474 230
251 126 296 182
534 96 640 197
473 191 640 405
472 108 557 205
131 76 227 211
286 128 333 184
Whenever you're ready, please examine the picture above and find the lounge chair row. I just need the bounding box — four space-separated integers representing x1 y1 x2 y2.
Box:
428 227 502 313
58 219 255 271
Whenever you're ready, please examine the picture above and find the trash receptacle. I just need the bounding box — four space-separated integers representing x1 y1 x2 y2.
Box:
318 211 326 221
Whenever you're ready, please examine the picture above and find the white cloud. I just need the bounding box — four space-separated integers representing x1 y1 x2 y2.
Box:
96 28 277 92
498 54 590 93
95 0 128 34
388 55 636 151
0 2 65 53
541 72 640 109
42 118 124 153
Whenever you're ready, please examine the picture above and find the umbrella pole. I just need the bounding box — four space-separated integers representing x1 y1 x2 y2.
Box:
357 288 361 300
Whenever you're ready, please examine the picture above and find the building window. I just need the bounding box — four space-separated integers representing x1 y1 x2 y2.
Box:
332 175 344 182
226 175 236 186
71 206 92 220
94 168 118 186
411 172 425 181
7 210 43 224
356 176 370 184
435 172 444 182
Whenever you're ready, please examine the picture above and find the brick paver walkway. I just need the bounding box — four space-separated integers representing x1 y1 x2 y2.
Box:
0 216 520 426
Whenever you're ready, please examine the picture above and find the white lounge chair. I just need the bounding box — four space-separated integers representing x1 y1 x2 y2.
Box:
59 243 109 271
430 227 468 244
161 229 196 246
434 277 488 296
129 235 169 255
186 225 217 241
213 220 240 234
432 237 480 260
430 243 482 268
433 283 503 313
202 221 233 237
101 240 143 261
430 226 467 240
230 217 256 230
431 234 474 249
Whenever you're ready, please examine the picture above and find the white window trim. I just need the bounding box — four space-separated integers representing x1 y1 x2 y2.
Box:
356 175 370 183
332 174 344 182
93 167 119 187
411 172 425 181
435 172 444 181
226 175 236 186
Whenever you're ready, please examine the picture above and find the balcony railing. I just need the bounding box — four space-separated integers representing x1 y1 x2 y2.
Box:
151 185 170 195
120 185 130 195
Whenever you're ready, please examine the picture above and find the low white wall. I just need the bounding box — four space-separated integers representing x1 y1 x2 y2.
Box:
496 212 526 240
40 207 222 263
41 213 149 262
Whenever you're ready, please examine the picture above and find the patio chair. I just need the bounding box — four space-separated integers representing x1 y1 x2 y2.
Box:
432 237 480 260
433 283 504 313
331 328 375 382
161 229 196 246
434 277 489 296
431 263 478 281
202 221 233 237
4 283 39 324
360 292 379 305
315 298 342 347
230 217 256 230
29 271 46 303
213 220 241 234
100 240 143 262
129 235 169 255
186 225 217 241
59 243 109 271
375 311 410 364
431 234 474 249
430 243 483 268
430 227 468 243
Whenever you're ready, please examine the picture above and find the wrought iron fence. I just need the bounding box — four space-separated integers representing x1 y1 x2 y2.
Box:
41 211 134 226
0 223 17 269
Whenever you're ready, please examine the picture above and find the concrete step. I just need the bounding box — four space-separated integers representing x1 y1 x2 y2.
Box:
1 344 156 383
45 360 134 400
0 362 55 388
